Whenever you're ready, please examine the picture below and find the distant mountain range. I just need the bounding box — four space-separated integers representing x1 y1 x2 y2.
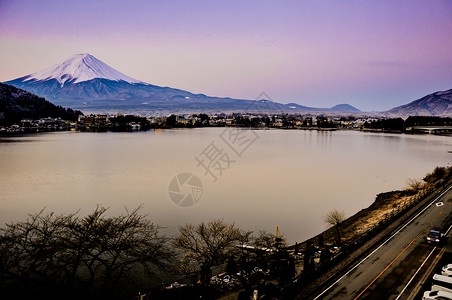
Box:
4 54 360 114
385 89 452 117
0 83 81 126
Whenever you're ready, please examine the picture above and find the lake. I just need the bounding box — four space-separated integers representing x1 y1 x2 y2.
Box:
0 128 451 244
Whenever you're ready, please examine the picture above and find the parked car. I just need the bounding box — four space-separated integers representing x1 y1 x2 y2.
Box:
431 274 452 293
427 230 444 245
442 264 452 276
423 290 452 300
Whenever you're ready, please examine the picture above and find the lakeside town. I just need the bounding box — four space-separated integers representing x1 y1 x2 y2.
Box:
3 113 452 135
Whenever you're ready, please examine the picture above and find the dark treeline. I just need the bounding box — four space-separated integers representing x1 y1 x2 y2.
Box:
405 116 452 126
363 116 452 131
0 206 173 300
363 118 405 130
108 114 153 131
164 113 210 128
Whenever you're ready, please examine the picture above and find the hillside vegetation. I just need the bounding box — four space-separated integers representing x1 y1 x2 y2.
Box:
0 82 82 126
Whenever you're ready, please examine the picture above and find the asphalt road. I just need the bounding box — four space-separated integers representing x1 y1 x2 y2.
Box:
312 185 452 300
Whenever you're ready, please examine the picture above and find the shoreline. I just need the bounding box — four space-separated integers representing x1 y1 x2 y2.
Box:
290 189 420 249
284 167 452 296
1 125 451 137
289 174 449 251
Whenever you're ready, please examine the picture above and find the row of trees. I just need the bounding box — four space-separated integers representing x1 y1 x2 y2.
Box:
0 206 173 299
363 116 452 131
0 207 289 299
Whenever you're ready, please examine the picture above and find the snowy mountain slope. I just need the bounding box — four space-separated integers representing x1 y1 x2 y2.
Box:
22 53 143 86
5 53 193 103
5 53 360 114
386 89 452 116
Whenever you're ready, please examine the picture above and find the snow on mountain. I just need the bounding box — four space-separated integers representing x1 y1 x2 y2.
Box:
23 53 144 87
5 53 362 114
385 89 452 116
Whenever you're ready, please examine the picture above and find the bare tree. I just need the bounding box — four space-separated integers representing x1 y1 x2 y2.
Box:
0 206 173 298
406 178 423 192
173 220 246 283
324 209 346 245
253 230 286 250
0 209 74 288
78 206 173 293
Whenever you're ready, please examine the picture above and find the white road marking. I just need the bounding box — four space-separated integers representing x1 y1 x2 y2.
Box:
394 247 436 300
313 185 452 300
446 224 452 236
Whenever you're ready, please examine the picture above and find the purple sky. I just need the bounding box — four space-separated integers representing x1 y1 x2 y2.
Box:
1 0 451 111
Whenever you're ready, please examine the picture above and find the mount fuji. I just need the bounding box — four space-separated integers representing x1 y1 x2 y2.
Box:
21 53 144 87
5 53 360 114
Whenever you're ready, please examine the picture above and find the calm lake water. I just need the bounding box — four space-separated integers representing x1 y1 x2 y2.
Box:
0 128 451 244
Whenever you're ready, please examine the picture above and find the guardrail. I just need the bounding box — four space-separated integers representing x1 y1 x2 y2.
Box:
280 179 451 299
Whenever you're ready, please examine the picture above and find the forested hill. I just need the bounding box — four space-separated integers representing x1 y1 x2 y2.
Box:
0 82 82 126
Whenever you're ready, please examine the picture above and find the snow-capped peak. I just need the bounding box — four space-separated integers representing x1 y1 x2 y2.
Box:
24 53 144 86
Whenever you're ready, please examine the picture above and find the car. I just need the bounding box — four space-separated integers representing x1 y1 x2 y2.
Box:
164 282 187 289
427 230 444 245
443 264 452 276
432 274 452 293
423 290 452 300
